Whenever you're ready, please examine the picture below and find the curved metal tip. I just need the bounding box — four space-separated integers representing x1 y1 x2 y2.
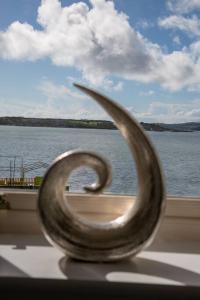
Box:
73 82 85 89
73 82 95 96
73 82 81 87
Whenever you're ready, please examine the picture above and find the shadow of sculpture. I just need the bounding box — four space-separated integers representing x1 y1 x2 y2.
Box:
59 256 200 286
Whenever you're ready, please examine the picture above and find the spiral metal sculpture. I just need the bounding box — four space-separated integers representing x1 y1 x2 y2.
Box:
38 83 166 262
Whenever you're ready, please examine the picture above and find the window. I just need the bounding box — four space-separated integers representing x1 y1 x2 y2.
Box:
0 0 199 199
1 1 200 295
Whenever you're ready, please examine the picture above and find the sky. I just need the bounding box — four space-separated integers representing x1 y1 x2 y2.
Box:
0 0 200 123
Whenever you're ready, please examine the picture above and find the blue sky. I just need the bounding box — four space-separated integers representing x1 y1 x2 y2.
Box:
0 0 200 123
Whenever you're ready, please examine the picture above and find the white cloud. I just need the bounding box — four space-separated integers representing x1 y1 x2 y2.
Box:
0 0 152 85
133 100 200 123
38 80 108 119
136 19 154 30
66 76 78 84
173 35 181 45
38 80 86 100
67 75 123 92
0 97 68 118
112 81 123 91
159 15 200 37
2 85 200 123
167 0 200 14
139 90 155 96
102 79 124 91
0 80 109 119
192 98 200 104
0 0 200 91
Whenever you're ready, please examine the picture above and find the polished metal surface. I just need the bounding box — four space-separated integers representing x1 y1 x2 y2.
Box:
38 84 166 261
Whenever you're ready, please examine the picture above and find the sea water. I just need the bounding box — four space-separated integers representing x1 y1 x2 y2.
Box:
0 125 200 197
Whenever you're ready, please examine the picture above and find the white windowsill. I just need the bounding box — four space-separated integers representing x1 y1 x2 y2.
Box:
0 190 200 289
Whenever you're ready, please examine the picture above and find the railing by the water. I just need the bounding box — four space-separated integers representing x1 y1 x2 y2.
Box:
0 177 69 190
0 176 43 188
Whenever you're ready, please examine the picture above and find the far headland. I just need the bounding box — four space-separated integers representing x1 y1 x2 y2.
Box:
0 116 199 132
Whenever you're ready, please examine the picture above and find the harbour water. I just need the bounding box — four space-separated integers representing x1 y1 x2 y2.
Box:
0 125 200 197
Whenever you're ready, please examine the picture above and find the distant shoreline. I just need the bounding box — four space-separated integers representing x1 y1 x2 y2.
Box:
0 117 199 132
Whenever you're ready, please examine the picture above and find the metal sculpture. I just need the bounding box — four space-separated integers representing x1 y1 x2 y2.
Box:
38 83 165 261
